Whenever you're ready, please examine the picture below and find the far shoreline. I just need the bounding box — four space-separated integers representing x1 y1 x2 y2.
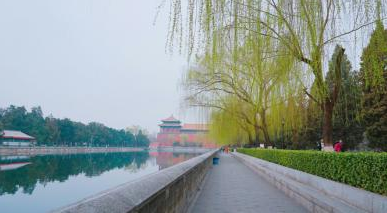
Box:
0 146 145 156
0 146 215 156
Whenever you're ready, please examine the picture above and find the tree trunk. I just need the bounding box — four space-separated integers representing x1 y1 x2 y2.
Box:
246 130 255 147
254 125 260 147
258 109 272 146
262 127 271 146
322 100 334 151
322 47 345 151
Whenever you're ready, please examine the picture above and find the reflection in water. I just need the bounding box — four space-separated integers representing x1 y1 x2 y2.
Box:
0 151 200 213
149 152 198 170
0 162 31 171
0 152 149 196
0 156 31 171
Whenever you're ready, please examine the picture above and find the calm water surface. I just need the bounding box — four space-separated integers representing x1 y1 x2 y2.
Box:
0 151 200 212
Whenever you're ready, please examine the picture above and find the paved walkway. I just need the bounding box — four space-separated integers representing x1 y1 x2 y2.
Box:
190 153 308 213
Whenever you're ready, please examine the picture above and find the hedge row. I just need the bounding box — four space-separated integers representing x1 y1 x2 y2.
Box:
237 148 387 195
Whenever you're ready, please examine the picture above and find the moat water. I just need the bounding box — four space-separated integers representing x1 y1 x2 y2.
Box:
0 151 200 212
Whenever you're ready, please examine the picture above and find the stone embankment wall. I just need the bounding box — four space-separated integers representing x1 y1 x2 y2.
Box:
0 147 145 156
150 146 215 153
53 150 217 213
232 152 387 213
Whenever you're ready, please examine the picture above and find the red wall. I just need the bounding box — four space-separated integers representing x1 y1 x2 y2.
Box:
156 131 216 148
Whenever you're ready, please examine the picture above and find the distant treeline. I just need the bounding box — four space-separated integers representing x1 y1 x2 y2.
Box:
0 105 150 147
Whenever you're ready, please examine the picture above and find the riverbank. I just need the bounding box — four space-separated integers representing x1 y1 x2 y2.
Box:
149 146 215 153
0 146 145 156
53 150 217 213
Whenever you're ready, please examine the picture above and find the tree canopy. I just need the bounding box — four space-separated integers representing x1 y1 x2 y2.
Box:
165 0 387 150
360 21 387 151
0 105 149 147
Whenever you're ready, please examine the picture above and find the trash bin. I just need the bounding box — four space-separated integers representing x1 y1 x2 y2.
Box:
213 157 219 165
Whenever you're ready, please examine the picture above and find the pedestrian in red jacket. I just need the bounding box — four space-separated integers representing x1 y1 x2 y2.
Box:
334 140 343 152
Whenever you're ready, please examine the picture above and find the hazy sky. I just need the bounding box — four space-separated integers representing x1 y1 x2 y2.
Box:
0 1 191 133
0 1 382 133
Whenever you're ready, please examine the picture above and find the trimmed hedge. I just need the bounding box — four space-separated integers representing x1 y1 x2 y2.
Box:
238 148 387 195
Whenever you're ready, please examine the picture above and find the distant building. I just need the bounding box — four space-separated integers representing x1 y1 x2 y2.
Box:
0 130 35 146
151 115 216 148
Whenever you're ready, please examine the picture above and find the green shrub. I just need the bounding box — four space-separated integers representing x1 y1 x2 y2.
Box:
237 148 387 195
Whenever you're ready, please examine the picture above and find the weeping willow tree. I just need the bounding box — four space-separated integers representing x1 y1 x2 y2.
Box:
208 98 256 146
183 20 304 146
166 0 386 149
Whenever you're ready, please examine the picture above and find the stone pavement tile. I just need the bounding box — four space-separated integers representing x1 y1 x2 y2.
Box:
191 153 308 213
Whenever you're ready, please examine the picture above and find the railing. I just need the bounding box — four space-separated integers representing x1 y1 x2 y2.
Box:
233 152 387 213
53 150 218 213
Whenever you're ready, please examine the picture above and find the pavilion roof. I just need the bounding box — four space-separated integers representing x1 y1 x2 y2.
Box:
161 115 181 123
159 123 182 127
1 130 35 140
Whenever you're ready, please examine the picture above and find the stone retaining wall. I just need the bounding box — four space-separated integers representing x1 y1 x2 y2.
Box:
0 147 145 156
150 146 214 153
233 152 387 213
53 150 218 213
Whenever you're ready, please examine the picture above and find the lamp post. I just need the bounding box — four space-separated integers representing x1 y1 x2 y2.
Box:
281 118 285 149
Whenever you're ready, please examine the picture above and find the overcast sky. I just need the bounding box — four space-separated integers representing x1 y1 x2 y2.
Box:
0 1 382 134
0 0 193 133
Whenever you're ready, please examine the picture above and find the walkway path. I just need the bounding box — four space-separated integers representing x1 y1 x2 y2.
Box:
190 152 308 213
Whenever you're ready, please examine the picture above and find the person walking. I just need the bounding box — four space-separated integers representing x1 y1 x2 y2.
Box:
317 140 322 151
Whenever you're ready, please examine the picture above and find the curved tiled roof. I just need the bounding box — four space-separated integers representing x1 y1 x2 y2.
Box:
161 115 181 123
159 123 182 127
1 130 35 140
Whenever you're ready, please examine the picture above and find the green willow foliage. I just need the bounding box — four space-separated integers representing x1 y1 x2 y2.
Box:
184 25 302 146
167 0 386 147
238 148 387 195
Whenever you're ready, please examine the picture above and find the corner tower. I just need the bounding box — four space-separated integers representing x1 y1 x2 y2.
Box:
159 115 182 133
155 115 182 146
